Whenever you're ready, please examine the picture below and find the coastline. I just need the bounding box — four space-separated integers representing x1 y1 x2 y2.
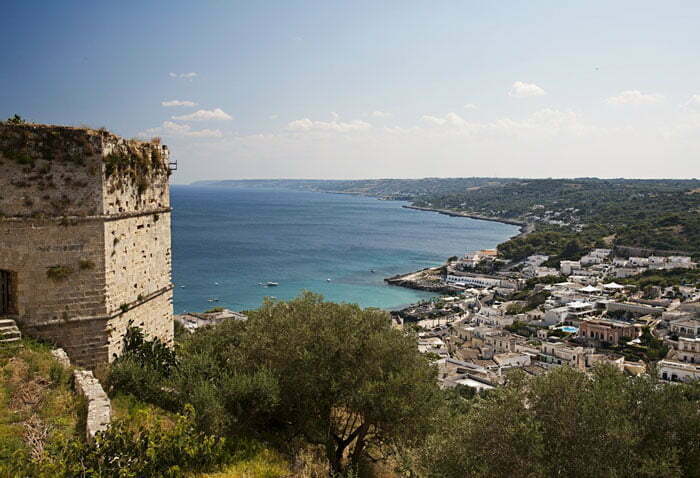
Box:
384 206 532 294
403 205 533 238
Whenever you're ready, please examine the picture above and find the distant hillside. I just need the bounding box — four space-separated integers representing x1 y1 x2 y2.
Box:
191 177 516 199
412 178 700 260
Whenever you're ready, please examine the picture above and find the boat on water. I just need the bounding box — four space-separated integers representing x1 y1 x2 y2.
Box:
266 282 279 287
207 298 220 302
327 278 332 282
370 269 375 273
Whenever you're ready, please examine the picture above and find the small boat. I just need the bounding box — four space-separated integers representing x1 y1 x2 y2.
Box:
214 282 219 286
266 282 279 287
370 269 375 273
327 278 332 282
207 298 219 302
180 285 186 288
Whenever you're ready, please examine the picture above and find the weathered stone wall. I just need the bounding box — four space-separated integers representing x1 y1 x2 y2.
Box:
108 290 174 359
0 124 105 217
0 123 174 368
104 213 172 315
101 139 170 215
24 316 111 367
73 369 111 441
0 220 107 321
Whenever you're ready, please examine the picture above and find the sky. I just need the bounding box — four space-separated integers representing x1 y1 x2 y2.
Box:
1 1 699 183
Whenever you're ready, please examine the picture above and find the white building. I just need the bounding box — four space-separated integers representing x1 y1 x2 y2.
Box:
629 257 649 267
658 360 700 382
670 318 700 338
445 274 519 290
580 254 603 266
560 260 581 276
676 337 700 364
539 341 595 370
494 352 531 368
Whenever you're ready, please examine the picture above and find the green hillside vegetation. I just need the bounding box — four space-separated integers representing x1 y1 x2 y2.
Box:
619 267 700 288
413 178 700 260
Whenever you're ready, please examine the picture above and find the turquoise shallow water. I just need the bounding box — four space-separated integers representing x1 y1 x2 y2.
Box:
171 186 519 313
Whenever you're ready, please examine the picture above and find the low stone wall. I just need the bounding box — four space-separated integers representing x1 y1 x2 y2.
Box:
50 348 71 367
73 370 111 441
52 347 112 440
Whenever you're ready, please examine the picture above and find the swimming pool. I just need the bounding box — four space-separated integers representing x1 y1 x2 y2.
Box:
558 326 578 333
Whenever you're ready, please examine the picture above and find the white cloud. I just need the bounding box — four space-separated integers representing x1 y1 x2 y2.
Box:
464 103 477 110
420 109 599 141
269 114 279 119
138 121 222 138
330 112 339 120
172 108 233 121
161 100 197 107
508 81 546 98
169 72 198 80
286 118 372 133
606 90 664 105
681 94 700 111
421 112 470 127
174 108 699 182
371 110 392 118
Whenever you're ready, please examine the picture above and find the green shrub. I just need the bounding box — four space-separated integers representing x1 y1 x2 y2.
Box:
108 323 179 407
107 357 176 409
120 323 177 375
55 405 228 477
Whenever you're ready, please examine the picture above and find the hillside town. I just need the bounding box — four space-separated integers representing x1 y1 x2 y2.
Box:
390 247 700 391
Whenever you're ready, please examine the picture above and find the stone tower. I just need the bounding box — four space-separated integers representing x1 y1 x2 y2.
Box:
0 122 174 367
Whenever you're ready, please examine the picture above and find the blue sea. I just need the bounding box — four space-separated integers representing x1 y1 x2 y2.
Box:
171 186 519 313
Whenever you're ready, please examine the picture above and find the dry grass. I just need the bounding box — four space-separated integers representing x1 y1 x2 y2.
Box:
196 448 290 478
0 339 81 467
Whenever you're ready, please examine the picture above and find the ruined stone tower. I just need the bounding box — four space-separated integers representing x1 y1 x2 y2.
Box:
0 122 174 367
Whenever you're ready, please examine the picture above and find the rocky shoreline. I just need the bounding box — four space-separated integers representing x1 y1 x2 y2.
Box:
384 206 533 293
403 205 533 236
384 266 463 294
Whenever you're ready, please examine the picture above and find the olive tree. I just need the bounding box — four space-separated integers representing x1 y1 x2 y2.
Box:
231 292 439 474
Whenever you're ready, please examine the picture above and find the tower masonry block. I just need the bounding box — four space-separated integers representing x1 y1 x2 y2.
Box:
0 122 174 368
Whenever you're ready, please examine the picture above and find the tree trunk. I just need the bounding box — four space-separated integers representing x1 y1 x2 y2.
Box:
349 423 369 471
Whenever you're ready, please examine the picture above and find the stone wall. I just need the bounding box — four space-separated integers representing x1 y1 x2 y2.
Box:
104 213 172 316
0 220 107 321
73 369 111 441
101 138 170 215
0 123 174 368
108 290 174 359
0 124 105 217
